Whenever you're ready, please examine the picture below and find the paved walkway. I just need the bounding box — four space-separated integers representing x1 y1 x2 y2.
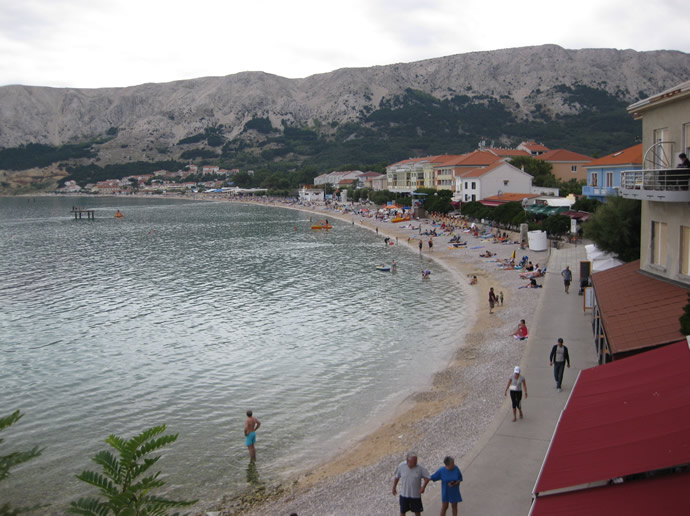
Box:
424 245 598 516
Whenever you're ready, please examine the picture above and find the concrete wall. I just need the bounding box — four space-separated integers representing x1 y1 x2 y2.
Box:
641 201 690 284
551 162 588 182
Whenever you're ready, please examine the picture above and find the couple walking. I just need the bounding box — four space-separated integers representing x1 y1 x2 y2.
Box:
393 451 463 516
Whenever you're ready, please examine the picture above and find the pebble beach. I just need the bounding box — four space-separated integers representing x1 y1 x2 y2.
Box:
206 199 548 516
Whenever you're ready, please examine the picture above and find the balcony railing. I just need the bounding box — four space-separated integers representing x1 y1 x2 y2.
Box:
619 169 690 202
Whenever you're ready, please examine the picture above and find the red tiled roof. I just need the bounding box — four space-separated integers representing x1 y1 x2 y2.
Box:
487 148 530 157
591 261 688 354
455 150 504 167
457 161 505 178
482 193 539 203
584 144 643 168
536 149 593 162
520 141 550 152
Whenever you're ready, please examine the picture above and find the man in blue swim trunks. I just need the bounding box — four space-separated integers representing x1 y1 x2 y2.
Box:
244 410 261 462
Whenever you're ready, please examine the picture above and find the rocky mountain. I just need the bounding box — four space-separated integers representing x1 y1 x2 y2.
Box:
1 44 689 187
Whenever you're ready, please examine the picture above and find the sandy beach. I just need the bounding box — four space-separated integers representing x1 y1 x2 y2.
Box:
198 198 548 515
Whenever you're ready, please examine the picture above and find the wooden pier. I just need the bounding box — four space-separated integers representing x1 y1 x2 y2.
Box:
71 206 96 220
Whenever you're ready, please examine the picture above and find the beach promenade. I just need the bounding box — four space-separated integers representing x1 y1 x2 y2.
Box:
424 245 599 516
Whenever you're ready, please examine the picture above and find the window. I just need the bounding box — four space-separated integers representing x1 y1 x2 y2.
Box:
681 226 690 276
606 172 614 187
471 194 476 201
503 180 509 186
571 165 577 173
652 128 671 168
471 181 476 189
651 221 667 267
591 173 598 187
464 182 468 189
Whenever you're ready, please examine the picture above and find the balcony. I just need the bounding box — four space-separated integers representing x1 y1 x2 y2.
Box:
582 185 618 199
619 169 690 202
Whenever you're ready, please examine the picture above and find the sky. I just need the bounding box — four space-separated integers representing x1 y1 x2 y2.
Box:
2 0 689 89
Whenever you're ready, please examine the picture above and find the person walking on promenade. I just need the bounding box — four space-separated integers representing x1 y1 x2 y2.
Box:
430 456 463 516
488 287 497 314
244 410 261 462
393 451 431 516
504 366 527 422
549 338 571 392
561 265 572 294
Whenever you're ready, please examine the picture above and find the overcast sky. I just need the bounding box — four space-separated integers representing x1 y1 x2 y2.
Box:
2 0 689 89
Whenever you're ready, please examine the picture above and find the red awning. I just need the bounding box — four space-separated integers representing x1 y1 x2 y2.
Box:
534 340 690 494
479 200 503 206
531 470 690 516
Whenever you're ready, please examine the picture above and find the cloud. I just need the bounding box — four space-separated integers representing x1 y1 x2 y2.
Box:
0 0 688 88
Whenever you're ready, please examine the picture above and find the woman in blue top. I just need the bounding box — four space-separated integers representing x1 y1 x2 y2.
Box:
430 455 463 516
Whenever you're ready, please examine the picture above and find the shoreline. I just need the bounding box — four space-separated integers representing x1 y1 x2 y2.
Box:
208 198 547 515
16 193 547 514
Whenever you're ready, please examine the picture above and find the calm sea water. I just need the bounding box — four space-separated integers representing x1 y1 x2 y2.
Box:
0 196 468 511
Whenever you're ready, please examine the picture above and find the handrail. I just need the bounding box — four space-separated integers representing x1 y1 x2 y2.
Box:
620 168 689 190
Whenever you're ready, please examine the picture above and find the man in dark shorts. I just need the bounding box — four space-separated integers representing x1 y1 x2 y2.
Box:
393 451 430 516
561 265 572 294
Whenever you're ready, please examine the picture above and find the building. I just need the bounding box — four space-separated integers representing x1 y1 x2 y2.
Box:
517 141 550 156
314 170 363 186
455 161 533 202
590 80 690 364
535 149 593 182
299 186 325 202
357 171 386 190
531 339 690 515
583 144 643 202
619 80 690 282
386 156 449 193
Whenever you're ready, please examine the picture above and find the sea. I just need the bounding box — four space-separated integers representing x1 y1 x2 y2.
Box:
0 196 469 511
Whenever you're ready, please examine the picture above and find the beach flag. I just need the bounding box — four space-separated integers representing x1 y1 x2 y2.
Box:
511 249 516 260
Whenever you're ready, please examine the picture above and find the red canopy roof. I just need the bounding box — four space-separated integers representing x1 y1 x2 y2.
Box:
531 470 690 516
534 340 690 494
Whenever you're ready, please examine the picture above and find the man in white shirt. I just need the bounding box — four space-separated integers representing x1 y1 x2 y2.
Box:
393 451 431 516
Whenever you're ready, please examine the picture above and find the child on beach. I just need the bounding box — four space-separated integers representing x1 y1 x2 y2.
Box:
499 291 504 306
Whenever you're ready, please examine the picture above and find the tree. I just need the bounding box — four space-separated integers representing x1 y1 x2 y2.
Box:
541 214 571 237
1 410 44 515
508 156 554 185
680 293 690 335
70 425 197 516
571 197 601 213
583 196 641 262
421 188 452 213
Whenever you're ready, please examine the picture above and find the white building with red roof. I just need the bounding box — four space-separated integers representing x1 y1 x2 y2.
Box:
455 161 533 202
517 141 550 156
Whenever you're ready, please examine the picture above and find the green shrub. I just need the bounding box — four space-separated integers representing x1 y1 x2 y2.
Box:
1 411 44 515
70 425 197 515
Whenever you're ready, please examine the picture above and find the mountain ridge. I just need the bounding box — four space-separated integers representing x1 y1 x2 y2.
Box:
1 45 689 179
